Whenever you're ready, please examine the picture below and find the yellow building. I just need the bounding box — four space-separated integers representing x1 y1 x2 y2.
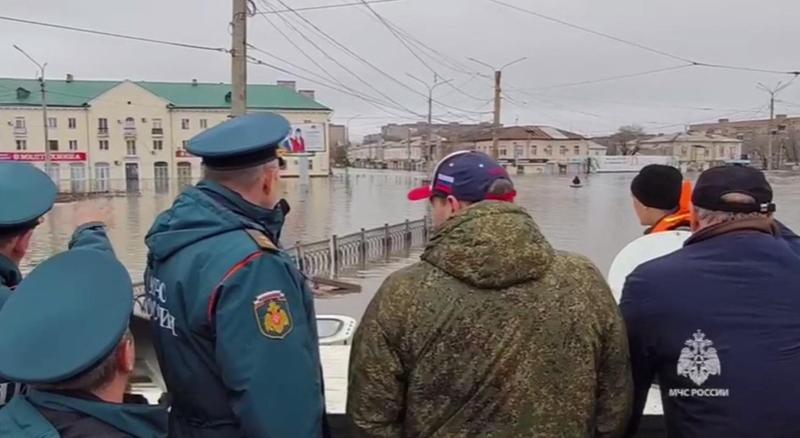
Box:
0 77 332 192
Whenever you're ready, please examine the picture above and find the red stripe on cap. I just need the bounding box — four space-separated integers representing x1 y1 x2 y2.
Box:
407 186 433 201
485 190 517 202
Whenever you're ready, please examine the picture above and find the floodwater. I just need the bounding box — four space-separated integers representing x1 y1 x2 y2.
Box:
25 169 800 321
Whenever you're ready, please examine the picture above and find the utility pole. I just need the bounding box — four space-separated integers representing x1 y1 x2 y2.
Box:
468 57 527 160
231 0 248 117
14 45 51 176
492 70 502 160
758 81 794 171
407 73 452 166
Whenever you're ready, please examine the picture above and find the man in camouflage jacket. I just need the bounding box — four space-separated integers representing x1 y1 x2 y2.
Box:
347 151 632 437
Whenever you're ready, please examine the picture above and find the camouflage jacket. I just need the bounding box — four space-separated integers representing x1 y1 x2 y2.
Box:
348 202 632 438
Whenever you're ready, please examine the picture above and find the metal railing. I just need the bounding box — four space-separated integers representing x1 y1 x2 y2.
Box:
131 217 429 303
290 218 429 278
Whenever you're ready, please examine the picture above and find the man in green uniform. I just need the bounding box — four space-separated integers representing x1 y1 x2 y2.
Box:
0 162 113 408
144 112 325 437
0 249 168 437
348 151 632 437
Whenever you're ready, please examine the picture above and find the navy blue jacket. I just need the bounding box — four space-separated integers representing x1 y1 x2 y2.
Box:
620 220 800 438
776 220 800 256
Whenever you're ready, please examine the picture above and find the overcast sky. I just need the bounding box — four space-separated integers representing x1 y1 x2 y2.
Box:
2 0 799 140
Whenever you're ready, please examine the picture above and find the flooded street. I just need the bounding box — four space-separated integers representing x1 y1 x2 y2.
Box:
26 169 800 321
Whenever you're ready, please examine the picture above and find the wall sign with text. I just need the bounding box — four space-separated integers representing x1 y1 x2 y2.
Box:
0 152 87 162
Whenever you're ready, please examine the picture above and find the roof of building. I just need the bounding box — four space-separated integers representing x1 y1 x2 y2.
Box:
690 115 800 129
638 132 741 145
0 78 329 111
465 125 586 142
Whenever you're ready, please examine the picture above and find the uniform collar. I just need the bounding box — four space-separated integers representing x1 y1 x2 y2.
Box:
195 180 288 243
26 389 168 438
0 253 21 289
685 217 779 246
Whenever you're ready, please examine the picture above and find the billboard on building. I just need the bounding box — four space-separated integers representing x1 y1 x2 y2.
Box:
280 123 325 155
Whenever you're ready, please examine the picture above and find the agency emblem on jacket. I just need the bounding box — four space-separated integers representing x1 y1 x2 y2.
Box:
677 330 721 386
254 291 293 339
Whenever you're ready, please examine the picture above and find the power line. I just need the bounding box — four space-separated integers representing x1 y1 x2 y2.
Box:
263 0 489 118
488 0 800 76
0 15 229 53
254 0 424 118
528 64 694 91
258 0 401 14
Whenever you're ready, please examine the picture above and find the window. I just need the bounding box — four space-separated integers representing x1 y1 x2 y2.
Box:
153 119 163 129
703 148 710 157
124 117 135 128
181 119 190 130
94 162 111 192
45 163 60 183
177 162 193 187
48 140 59 151
544 146 552 156
182 140 189 149
560 145 567 156
47 117 57 128
99 140 109 151
308 159 314 170
14 117 25 129
70 163 86 193
126 140 137 156
15 140 27 151
68 140 78 151
573 145 580 156
154 162 169 193
499 148 507 157
98 118 108 129
153 140 163 151
68 118 77 129
200 119 208 129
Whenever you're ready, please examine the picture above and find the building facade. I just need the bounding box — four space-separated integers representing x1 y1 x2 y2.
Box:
0 77 332 192
690 115 800 167
460 126 606 175
635 132 742 171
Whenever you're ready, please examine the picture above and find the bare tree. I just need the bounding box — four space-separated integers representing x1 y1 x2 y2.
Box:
609 125 647 155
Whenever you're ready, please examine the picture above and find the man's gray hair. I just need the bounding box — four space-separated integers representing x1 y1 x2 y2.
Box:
203 161 279 189
694 193 765 227
33 329 132 393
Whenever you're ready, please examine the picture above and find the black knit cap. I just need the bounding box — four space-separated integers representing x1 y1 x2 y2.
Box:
630 164 683 210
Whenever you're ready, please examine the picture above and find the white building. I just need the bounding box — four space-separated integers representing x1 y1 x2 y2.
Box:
461 126 606 174
347 136 436 170
635 132 743 171
0 77 332 192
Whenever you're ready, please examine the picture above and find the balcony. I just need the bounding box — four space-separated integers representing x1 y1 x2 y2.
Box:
13 127 27 136
123 127 137 139
151 128 164 137
98 127 109 137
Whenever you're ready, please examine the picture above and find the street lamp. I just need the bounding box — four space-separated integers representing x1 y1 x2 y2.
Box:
406 73 454 164
466 56 528 159
13 45 51 176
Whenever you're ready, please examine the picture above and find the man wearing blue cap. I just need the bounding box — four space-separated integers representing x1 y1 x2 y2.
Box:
0 249 168 437
348 151 632 437
0 162 114 408
144 112 325 437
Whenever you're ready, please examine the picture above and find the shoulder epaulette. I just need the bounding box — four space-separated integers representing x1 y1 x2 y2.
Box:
244 229 279 252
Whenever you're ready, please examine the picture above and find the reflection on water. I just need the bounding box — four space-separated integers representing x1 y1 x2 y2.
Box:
25 169 800 321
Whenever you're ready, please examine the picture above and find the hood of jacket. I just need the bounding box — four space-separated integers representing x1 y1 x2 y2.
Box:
145 180 286 262
422 201 555 289
28 390 168 437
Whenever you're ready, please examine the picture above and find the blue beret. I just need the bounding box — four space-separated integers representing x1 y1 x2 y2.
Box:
0 163 57 229
187 112 291 169
0 250 133 383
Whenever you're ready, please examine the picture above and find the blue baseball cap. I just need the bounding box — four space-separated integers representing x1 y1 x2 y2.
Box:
188 112 291 170
407 151 516 202
0 250 133 383
0 162 57 231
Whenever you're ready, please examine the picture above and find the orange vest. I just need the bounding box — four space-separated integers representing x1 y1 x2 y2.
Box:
650 180 693 233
